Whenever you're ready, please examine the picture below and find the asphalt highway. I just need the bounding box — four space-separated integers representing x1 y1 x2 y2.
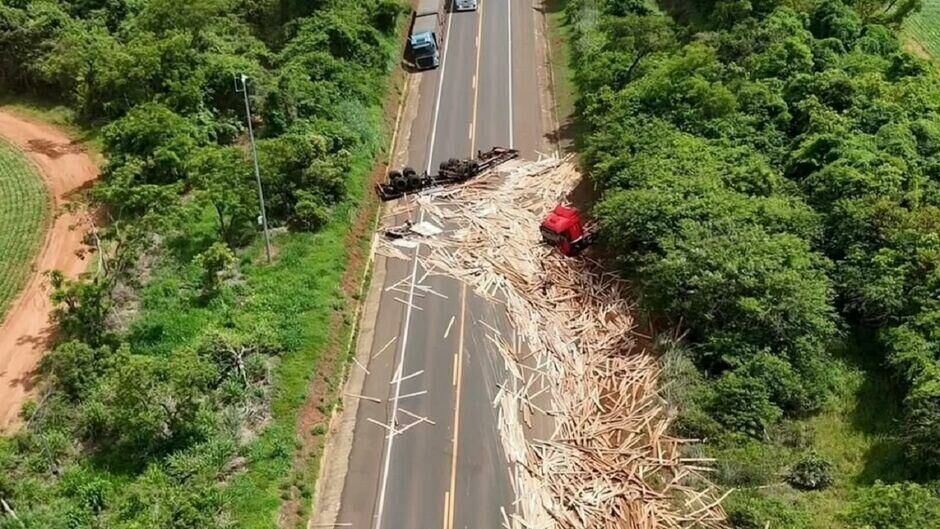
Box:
335 2 546 528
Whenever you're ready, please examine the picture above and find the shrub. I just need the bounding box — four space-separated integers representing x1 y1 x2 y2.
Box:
787 453 834 490
41 341 117 400
192 242 236 294
707 372 783 438
292 191 331 232
102 103 205 186
903 373 940 476
843 481 940 529
715 440 782 487
726 491 811 529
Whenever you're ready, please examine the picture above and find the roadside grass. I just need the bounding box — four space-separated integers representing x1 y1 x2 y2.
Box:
120 114 385 528
710 336 908 529
544 0 578 151
119 27 405 521
904 0 940 58
227 151 379 529
0 139 50 321
796 338 907 528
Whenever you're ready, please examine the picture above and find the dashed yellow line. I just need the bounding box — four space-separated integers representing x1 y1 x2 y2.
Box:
446 283 468 529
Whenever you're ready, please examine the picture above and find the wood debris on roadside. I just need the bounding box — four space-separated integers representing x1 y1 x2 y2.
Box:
377 157 728 529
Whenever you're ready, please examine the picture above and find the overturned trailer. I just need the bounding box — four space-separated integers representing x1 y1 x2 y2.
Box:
376 146 519 201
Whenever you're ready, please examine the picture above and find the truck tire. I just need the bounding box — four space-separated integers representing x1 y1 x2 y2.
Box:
389 170 406 191
440 158 460 172
457 160 479 179
403 167 420 190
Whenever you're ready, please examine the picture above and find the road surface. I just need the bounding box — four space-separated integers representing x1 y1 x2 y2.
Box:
334 1 549 528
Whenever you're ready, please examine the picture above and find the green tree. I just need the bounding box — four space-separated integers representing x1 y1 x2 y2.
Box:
80 351 217 458
102 102 205 186
904 370 940 475
192 242 236 295
40 21 121 117
48 271 112 347
41 341 117 400
188 146 258 246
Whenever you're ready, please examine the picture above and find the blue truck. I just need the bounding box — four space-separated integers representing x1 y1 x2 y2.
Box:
409 0 444 70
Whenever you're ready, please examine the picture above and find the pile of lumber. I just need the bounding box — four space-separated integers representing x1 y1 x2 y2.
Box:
377 157 727 529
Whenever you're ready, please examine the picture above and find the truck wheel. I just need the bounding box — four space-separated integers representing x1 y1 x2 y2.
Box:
403 167 420 189
469 160 480 174
440 158 460 172
389 170 406 191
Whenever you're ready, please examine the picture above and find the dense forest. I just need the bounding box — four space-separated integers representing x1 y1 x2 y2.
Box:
0 0 403 527
566 0 940 526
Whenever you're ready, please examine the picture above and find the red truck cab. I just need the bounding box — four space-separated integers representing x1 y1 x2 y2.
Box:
540 205 591 256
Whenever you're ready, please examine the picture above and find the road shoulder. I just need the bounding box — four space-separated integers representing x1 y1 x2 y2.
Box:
309 61 425 529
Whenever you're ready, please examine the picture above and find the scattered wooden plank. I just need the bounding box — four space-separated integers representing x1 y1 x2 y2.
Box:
373 157 727 529
345 392 381 404
372 336 397 359
398 407 436 426
443 315 456 339
367 417 394 431
394 297 423 311
352 356 370 375
390 369 424 385
394 390 428 400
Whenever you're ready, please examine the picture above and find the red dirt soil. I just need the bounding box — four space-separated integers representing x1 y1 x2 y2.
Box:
0 110 98 433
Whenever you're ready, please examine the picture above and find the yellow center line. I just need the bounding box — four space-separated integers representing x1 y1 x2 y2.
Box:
469 1 485 155
442 491 450 529
447 283 468 529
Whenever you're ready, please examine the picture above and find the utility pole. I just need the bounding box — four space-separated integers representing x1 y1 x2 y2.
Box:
235 74 272 263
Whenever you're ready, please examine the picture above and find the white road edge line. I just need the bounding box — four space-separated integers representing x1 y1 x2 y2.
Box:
508 0 514 149
373 208 425 529
470 1 484 155
375 1 455 525
426 8 456 173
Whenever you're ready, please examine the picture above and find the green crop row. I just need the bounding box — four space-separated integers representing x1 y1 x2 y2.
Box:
0 139 49 321
905 0 940 57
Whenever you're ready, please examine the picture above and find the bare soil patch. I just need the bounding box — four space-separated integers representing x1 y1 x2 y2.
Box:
0 109 98 433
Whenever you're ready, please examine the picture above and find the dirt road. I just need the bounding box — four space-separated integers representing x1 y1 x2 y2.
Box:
0 110 98 433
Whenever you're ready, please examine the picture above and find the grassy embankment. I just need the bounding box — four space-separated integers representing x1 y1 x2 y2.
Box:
0 138 49 321
713 342 907 529
545 0 578 149
0 28 402 529
120 75 398 529
122 24 407 529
